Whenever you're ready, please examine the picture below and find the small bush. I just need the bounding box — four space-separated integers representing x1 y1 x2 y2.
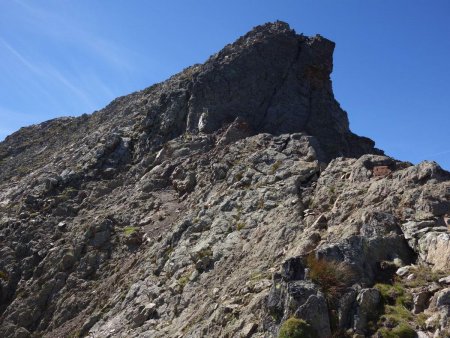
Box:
123 226 137 236
178 274 190 290
306 254 355 301
270 160 282 175
278 317 315 338
236 222 245 231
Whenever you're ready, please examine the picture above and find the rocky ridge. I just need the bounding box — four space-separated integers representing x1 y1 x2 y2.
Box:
0 21 449 338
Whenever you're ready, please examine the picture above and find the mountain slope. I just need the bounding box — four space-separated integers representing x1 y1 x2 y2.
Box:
0 21 449 338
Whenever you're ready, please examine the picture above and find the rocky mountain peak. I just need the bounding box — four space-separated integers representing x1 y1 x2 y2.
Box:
0 22 448 338
168 21 381 160
0 21 379 181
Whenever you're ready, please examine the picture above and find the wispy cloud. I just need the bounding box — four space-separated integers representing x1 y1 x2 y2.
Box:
0 38 96 109
46 67 96 109
2 0 135 112
0 105 45 126
13 0 136 71
0 38 42 74
422 149 450 158
1 0 141 136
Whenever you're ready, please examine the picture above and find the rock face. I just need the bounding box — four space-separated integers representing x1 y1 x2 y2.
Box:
0 21 449 338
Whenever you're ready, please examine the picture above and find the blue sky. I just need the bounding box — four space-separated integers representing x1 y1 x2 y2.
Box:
1 0 449 169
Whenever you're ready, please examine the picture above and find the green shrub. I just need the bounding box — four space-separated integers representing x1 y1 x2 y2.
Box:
377 322 416 338
375 283 412 307
278 317 315 338
382 304 413 324
236 222 245 231
178 275 190 289
123 226 137 236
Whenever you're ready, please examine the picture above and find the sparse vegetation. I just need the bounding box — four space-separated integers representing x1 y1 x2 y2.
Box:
374 270 435 336
328 185 336 195
270 160 282 175
197 247 213 259
257 197 264 209
60 186 78 201
67 331 81 338
278 317 316 338
0 270 9 281
373 264 449 337
381 303 413 325
234 171 244 182
163 247 175 260
250 271 270 282
375 282 412 307
402 265 447 288
178 271 191 290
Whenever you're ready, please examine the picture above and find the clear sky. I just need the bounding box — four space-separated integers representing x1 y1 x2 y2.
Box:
1 0 449 169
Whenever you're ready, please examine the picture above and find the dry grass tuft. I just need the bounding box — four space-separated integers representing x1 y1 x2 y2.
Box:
306 254 355 301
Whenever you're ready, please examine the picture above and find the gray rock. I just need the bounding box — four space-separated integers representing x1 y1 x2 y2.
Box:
295 293 331 338
338 289 357 329
439 276 450 284
416 331 430 338
413 290 431 314
240 322 258 338
60 250 76 271
131 303 157 327
216 118 253 147
397 266 412 277
354 288 381 333
436 288 450 308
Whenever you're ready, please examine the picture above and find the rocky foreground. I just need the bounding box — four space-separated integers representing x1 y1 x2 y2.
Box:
0 21 449 338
